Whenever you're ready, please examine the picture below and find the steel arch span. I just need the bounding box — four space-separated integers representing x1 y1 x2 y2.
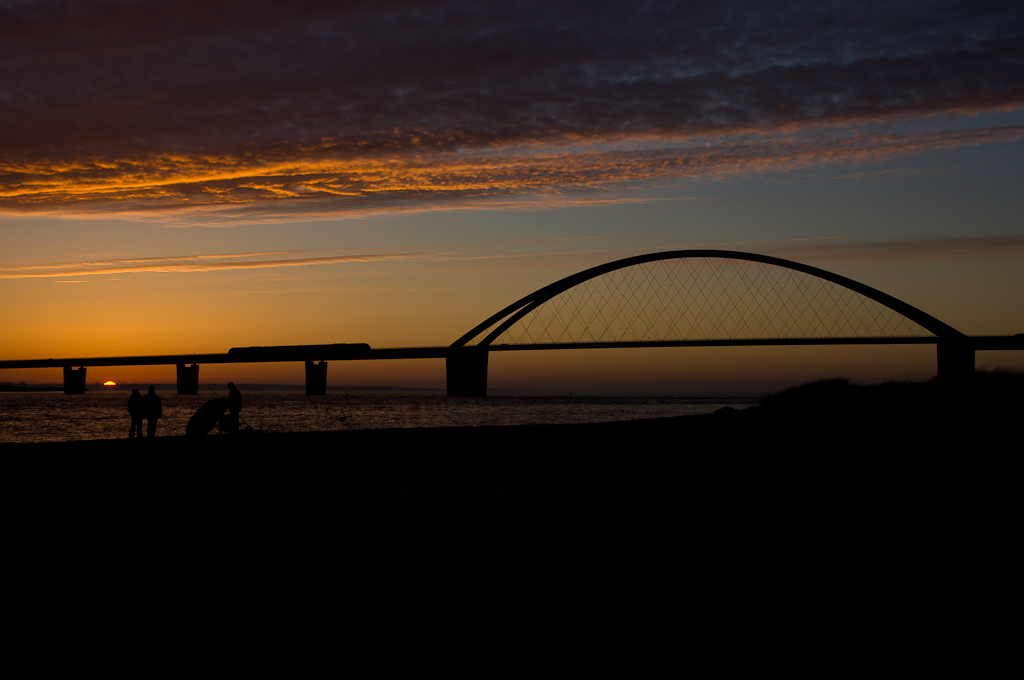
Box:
453 250 965 348
445 250 972 394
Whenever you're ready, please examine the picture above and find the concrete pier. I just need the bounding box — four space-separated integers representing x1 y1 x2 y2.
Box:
63 366 86 394
305 360 328 396
176 364 200 395
446 349 488 396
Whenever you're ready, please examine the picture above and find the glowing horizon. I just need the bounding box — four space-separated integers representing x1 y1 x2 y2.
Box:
2 2 1023 391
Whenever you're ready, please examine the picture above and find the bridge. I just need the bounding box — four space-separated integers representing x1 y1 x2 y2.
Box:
2 250 1022 395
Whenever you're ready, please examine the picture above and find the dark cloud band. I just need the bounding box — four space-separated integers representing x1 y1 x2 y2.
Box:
2 1 1022 213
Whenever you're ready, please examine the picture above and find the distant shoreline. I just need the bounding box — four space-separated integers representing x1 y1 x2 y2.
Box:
0 382 765 397
0 383 62 392
0 382 447 393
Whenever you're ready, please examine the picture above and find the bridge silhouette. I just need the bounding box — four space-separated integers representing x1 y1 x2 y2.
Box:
3 250 1021 395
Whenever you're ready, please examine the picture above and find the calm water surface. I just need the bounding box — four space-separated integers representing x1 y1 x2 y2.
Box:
0 389 761 444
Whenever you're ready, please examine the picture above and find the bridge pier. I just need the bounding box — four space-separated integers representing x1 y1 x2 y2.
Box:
176 363 200 395
305 360 328 396
446 348 488 396
63 366 86 394
937 341 975 381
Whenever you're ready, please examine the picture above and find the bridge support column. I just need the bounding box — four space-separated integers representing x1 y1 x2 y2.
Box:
937 341 974 381
176 364 200 395
305 360 328 396
446 349 488 396
63 366 86 394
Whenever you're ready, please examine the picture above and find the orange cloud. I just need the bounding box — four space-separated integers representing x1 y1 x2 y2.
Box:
3 124 1022 218
0 251 424 279
4 234 1023 281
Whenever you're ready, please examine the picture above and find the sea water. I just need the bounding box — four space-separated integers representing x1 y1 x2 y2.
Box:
0 389 761 444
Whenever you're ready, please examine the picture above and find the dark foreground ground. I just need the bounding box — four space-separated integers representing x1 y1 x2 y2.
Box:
2 374 1019 646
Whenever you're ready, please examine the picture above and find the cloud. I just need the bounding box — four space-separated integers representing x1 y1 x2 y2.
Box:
0 250 424 278
1 0 1023 214
759 234 1024 263
6 125 1023 219
6 233 1024 280
0 235 606 277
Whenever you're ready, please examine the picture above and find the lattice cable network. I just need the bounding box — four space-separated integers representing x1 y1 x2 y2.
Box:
491 257 932 345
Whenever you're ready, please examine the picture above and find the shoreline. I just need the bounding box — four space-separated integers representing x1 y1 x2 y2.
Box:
1 411 715 450
5 368 1020 451
0 391 760 446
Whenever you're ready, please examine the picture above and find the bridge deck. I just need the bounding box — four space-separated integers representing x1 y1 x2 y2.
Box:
1 335 1021 370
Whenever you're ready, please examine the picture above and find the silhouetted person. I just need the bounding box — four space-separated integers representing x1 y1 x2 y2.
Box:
226 382 242 435
127 388 143 438
142 385 162 438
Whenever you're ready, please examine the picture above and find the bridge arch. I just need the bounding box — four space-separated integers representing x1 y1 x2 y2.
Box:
453 250 965 348
445 250 971 395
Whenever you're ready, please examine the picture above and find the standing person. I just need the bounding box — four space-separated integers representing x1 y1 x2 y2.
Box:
127 388 144 438
142 385 162 438
227 382 242 435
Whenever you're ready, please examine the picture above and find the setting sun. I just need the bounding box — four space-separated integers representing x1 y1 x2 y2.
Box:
103 380 116 386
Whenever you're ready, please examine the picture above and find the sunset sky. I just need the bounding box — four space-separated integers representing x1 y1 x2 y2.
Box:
2 1 1023 391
